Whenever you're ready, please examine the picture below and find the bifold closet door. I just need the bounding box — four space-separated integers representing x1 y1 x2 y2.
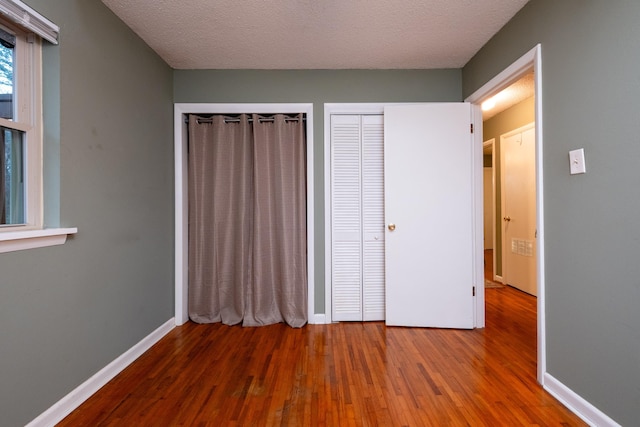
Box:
331 114 385 321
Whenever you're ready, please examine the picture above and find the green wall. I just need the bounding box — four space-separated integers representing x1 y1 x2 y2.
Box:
0 2 174 425
483 96 535 276
6 0 633 424
464 1 640 425
174 69 463 313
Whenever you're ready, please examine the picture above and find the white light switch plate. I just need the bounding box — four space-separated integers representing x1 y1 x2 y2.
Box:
569 148 586 175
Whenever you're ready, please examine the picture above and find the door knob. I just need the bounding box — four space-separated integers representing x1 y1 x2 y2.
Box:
388 223 396 231
503 216 511 222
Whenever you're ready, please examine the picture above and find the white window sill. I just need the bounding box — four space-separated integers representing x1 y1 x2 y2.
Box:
0 227 78 253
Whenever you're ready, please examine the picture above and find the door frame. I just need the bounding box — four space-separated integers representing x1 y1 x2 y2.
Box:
173 103 315 325
465 44 544 383
324 102 485 327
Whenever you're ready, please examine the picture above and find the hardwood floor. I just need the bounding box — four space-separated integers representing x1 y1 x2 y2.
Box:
59 288 585 426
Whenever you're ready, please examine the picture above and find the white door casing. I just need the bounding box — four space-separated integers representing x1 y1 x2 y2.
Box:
384 103 475 329
465 44 544 383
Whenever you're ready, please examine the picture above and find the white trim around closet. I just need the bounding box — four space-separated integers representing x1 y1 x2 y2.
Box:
174 103 315 325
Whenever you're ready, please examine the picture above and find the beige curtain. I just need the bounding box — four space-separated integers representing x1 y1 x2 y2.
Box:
188 113 307 328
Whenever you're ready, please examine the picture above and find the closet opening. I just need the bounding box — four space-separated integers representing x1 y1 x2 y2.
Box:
174 103 315 326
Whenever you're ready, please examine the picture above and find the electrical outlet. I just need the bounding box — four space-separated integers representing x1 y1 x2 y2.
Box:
569 148 586 175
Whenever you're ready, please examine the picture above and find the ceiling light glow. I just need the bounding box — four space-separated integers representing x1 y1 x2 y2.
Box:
482 98 495 111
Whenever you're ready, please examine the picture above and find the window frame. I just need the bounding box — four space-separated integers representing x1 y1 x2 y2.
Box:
0 18 43 231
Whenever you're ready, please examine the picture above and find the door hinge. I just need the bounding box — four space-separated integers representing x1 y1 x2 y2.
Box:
470 123 474 134
472 286 476 297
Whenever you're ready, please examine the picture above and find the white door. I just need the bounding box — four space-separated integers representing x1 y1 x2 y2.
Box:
384 103 474 329
501 125 537 295
331 114 385 321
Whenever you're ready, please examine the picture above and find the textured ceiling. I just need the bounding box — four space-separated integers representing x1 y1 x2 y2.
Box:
101 0 530 70
482 72 535 121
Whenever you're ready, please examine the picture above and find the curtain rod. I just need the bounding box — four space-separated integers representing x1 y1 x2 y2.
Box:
185 115 306 125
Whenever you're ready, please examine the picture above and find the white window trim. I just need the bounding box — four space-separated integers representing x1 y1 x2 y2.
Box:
18 25 43 230
0 227 77 253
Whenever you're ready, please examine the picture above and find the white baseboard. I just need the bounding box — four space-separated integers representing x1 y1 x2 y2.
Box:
544 373 620 427
310 313 327 325
494 274 504 283
27 318 176 427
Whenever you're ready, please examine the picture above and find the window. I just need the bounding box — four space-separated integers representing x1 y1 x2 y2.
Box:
0 0 76 253
0 17 42 229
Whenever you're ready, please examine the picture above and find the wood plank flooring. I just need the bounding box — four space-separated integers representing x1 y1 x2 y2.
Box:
59 288 585 426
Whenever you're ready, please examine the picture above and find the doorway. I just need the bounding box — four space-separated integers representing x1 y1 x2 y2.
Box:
186 113 308 327
174 103 316 325
465 44 544 383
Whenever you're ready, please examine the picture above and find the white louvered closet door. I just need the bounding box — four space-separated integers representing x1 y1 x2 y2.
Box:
331 114 385 321
361 116 385 320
